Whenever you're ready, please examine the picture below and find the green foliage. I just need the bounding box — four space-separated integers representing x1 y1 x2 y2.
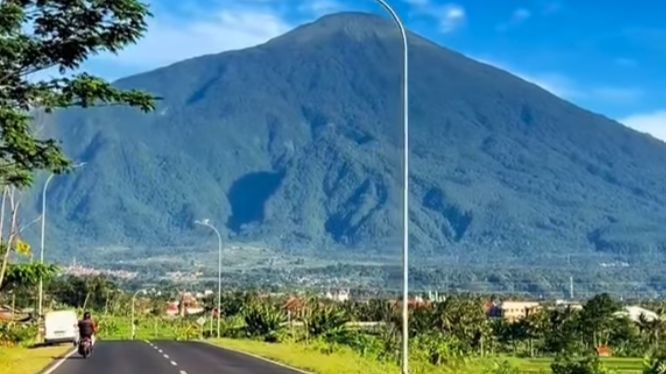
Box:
48 274 118 310
411 331 465 366
581 294 622 349
410 296 491 354
0 322 37 345
242 300 286 341
552 353 612 374
490 360 521 374
644 352 666 374
303 299 349 339
1 263 58 291
0 0 156 186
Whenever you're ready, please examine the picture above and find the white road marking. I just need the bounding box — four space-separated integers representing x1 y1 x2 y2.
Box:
158 349 163 353
163 354 170 359
42 348 77 374
180 371 188 374
170 360 178 366
207 342 312 374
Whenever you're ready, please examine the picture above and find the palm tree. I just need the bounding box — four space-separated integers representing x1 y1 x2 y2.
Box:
639 310 665 352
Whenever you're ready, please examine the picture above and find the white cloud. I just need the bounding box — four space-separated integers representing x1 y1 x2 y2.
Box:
497 7 531 31
95 9 291 68
408 1 466 34
440 4 466 34
621 111 666 142
298 0 346 17
473 55 643 104
474 56 578 98
518 72 579 98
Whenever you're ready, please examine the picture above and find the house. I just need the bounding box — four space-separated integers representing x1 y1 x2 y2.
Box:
181 292 205 315
426 291 446 302
498 301 541 322
166 292 206 317
165 301 179 317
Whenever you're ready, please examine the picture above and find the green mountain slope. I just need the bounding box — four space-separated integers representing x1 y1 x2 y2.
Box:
29 12 666 268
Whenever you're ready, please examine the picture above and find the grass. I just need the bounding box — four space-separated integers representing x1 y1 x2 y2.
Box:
208 339 646 374
209 338 401 374
0 345 72 374
486 356 644 373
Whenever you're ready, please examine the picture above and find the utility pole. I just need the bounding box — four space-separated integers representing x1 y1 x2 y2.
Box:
569 276 574 300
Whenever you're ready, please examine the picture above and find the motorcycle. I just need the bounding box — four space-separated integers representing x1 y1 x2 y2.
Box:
78 336 92 358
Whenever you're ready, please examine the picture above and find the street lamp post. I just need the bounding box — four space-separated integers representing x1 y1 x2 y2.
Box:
131 289 147 340
38 162 86 321
371 1 410 372
194 219 222 339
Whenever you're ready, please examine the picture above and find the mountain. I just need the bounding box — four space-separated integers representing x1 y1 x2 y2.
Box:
31 12 666 269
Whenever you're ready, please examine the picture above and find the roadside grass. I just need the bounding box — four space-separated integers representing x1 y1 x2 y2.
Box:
208 338 645 374
208 338 507 373
209 338 400 374
482 356 644 373
0 345 72 374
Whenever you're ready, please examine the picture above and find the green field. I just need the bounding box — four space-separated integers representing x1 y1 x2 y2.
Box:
500 356 644 373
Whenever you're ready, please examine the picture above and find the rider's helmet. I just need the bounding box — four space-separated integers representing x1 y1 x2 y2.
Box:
83 311 91 320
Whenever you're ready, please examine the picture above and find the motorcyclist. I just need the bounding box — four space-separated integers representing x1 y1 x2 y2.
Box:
77 311 98 348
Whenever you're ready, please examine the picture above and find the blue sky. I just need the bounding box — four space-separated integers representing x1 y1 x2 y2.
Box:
82 0 666 141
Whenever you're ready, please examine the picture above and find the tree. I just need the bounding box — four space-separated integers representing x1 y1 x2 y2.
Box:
0 0 155 293
1 262 58 292
0 0 156 187
638 311 666 354
430 296 490 354
580 293 620 349
302 298 349 340
544 307 584 354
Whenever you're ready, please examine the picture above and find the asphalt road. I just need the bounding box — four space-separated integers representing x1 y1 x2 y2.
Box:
47 341 302 374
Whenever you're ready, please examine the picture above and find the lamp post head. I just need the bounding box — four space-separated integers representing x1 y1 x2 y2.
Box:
195 218 211 226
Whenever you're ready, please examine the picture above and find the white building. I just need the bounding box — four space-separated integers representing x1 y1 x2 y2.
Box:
325 289 350 302
617 306 659 323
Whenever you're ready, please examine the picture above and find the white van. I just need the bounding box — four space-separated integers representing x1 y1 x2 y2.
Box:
44 310 78 345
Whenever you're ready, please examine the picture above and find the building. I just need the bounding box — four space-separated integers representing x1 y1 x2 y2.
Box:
616 306 659 323
325 289 350 302
498 301 541 322
554 299 583 311
165 301 179 317
166 292 206 317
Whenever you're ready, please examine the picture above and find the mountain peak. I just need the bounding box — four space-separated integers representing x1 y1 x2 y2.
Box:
267 12 400 46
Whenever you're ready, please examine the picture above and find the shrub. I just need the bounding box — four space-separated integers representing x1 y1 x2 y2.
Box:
242 301 285 341
551 353 612 374
303 300 349 340
411 331 465 367
0 322 37 346
644 352 666 374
